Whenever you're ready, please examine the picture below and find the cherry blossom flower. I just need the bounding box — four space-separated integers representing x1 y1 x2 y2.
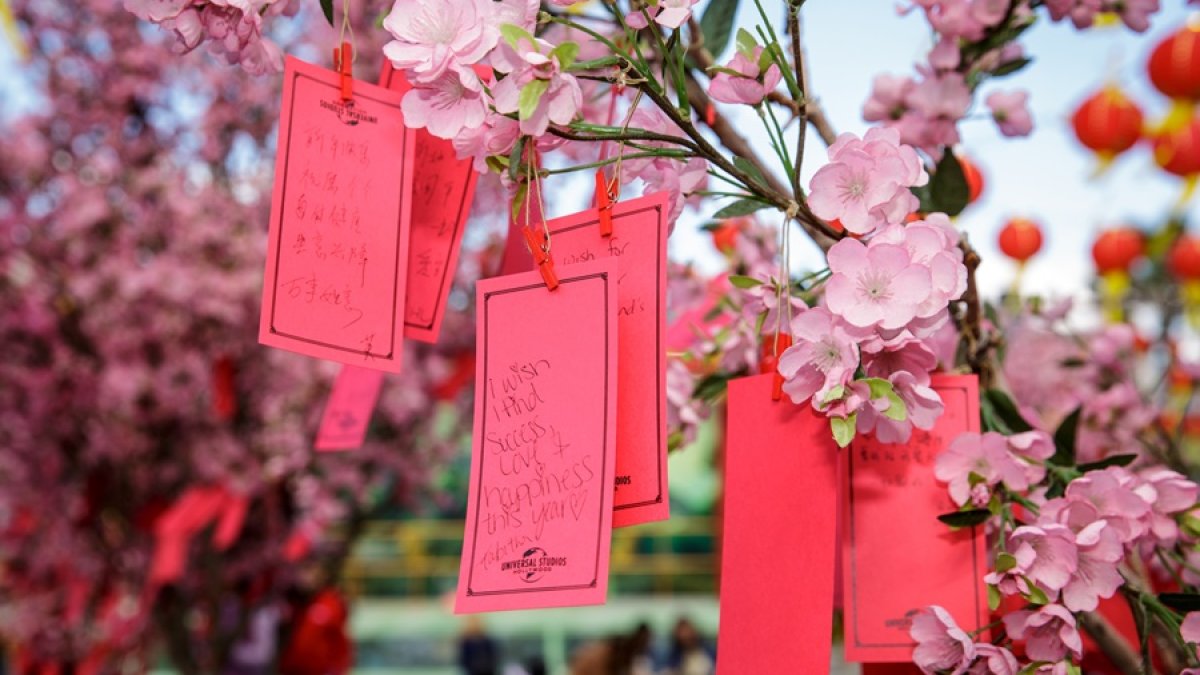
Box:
1044 0 1105 28
1060 520 1123 612
968 643 1021 675
401 69 489 140
382 0 499 85
808 128 927 234
1134 468 1200 546
935 432 1032 506
777 307 861 406
1003 604 1083 662
910 606 975 674
986 90 1034 137
707 46 783 106
824 238 932 330
491 42 583 136
857 370 944 443
863 74 915 123
1064 467 1151 544
628 0 700 29
452 113 520 172
1182 612 1200 656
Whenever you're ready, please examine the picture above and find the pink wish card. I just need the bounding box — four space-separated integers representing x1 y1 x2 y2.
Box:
379 63 480 343
717 374 839 674
314 365 385 451
539 192 670 527
455 259 619 613
842 374 988 663
259 56 415 372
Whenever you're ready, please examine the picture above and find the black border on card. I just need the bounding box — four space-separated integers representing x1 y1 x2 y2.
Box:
381 66 474 333
268 68 407 360
847 383 983 651
546 203 665 511
466 271 611 596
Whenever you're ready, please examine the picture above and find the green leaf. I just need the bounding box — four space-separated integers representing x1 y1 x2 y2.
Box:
700 0 742 59
831 414 857 449
1025 582 1050 606
551 41 580 71
500 23 537 52
693 373 732 402
508 135 527 183
996 552 1018 573
1158 593 1200 612
929 151 969 216
937 509 990 528
728 275 764 289
983 389 1033 434
756 45 775 74
319 0 334 26
821 385 846 406
991 56 1033 78
1077 454 1138 472
735 27 758 57
987 585 1002 612
732 156 767 187
714 199 770 219
1050 407 1081 466
518 79 550 120
509 181 528 222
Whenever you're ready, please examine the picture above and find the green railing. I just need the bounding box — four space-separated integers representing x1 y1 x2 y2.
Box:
344 516 718 597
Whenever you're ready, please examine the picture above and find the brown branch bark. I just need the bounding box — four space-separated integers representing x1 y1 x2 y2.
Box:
1078 610 1159 675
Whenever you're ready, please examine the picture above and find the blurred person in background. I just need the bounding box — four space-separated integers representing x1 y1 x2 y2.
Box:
664 618 713 675
459 616 500 675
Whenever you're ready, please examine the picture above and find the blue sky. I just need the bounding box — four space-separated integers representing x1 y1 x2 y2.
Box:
3 1 1197 311
666 0 1200 314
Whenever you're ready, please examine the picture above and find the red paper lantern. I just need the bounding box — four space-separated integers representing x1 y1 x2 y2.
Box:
959 155 985 204
1091 228 1144 274
997 217 1043 263
1169 235 1200 280
1152 115 1200 178
1070 86 1144 160
709 217 746 254
1148 23 1200 101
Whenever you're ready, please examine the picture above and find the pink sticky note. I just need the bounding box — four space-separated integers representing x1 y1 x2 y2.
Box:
538 193 670 527
379 63 480 343
259 56 415 372
842 374 987 663
717 374 838 674
314 365 385 451
455 259 619 613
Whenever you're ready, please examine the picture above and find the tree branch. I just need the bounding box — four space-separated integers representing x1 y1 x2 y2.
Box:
1079 609 1159 675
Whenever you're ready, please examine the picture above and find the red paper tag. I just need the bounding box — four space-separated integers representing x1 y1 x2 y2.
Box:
455 259 619 613
535 192 671 527
717 374 839 674
259 57 415 372
842 374 987 663
314 365 385 451
379 63 480 343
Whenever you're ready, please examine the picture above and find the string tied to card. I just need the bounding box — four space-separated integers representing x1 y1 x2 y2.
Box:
595 88 644 238
332 0 357 102
762 215 795 402
520 142 558 290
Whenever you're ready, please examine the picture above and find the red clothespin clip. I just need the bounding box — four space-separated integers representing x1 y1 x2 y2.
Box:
333 41 353 102
759 333 793 402
595 169 614 238
522 226 559 291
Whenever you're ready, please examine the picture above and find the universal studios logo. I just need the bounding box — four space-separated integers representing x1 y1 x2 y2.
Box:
319 98 378 127
500 547 568 583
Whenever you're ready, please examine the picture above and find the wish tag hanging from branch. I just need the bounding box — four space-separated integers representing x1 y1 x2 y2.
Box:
841 374 989 663
527 191 673 527
455 259 618 613
717 374 839 674
380 62 485 343
314 365 384 451
259 56 416 373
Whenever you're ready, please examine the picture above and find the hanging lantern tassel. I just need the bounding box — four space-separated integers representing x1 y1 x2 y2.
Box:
1092 227 1145 324
1183 279 1200 328
1099 269 1131 324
